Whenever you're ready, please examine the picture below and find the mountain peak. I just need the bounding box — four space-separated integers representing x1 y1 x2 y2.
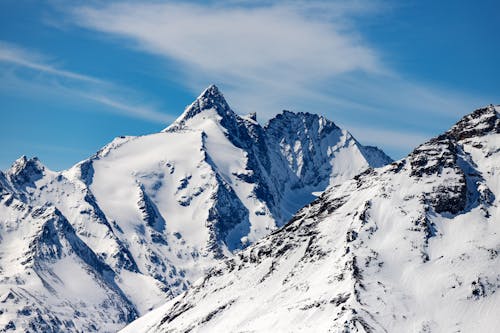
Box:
447 104 499 141
200 84 223 99
266 110 340 136
120 104 500 333
6 155 46 188
8 156 44 176
164 84 234 132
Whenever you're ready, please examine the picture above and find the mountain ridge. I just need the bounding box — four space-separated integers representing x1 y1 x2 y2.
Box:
120 105 500 333
0 85 392 332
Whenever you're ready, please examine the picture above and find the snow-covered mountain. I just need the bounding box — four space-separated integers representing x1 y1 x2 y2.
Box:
0 85 391 332
121 105 500 333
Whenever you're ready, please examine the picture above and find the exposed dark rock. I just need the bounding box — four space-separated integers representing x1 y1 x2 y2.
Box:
448 105 500 141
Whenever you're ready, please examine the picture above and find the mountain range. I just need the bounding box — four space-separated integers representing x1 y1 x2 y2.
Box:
120 104 500 333
0 85 392 332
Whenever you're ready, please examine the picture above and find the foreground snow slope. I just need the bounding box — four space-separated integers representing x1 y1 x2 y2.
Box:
0 85 390 332
121 105 500 333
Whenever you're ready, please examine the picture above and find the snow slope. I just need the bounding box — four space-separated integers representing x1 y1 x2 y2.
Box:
121 105 500 333
0 85 390 332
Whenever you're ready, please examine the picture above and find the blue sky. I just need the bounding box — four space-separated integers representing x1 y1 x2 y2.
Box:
1 0 499 170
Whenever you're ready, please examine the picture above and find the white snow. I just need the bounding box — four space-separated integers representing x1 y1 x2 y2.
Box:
120 107 500 333
0 85 393 332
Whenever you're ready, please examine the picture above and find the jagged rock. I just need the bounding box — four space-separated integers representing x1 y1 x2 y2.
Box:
120 106 500 333
0 85 392 332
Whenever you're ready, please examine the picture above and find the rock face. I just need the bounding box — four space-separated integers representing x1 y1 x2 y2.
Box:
0 85 390 332
120 106 500 333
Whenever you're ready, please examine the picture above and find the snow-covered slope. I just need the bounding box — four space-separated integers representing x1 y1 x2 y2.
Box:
121 105 500 333
0 85 390 332
0 197 137 332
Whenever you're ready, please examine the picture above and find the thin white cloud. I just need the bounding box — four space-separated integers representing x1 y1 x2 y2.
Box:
0 41 171 123
62 1 492 157
66 2 390 111
0 41 101 83
72 2 383 80
67 2 488 105
83 94 173 123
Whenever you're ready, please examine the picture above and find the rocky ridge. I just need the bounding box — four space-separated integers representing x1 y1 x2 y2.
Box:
121 105 500 333
0 85 391 332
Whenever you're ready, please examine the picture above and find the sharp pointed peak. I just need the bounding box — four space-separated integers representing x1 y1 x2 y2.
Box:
199 84 223 98
193 84 228 109
163 84 235 132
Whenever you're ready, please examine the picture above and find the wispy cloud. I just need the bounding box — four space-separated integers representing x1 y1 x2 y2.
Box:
0 41 101 83
64 0 491 159
83 94 173 123
66 2 391 112
71 2 383 80
67 0 386 107
0 41 171 123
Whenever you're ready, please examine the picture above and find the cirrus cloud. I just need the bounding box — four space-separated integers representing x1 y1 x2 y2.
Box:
61 1 493 158
0 41 173 123
71 1 384 83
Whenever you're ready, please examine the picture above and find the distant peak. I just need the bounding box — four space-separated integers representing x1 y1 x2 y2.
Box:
9 156 44 175
275 110 331 123
266 110 339 134
163 84 234 132
7 155 46 187
279 110 309 118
